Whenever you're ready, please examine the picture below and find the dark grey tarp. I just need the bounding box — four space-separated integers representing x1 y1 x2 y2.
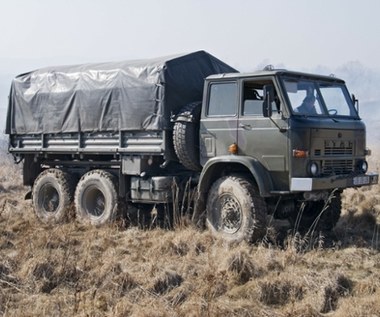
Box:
6 51 238 135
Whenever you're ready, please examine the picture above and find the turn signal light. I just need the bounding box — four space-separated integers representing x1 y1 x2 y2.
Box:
293 149 309 158
228 143 238 154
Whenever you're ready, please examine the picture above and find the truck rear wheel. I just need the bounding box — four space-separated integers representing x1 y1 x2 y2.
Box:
206 176 267 242
32 168 74 224
74 170 118 225
173 102 202 171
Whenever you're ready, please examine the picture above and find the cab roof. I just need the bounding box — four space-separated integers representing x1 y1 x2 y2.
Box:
206 69 345 83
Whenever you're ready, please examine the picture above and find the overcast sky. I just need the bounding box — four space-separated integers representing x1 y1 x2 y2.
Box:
1 0 380 131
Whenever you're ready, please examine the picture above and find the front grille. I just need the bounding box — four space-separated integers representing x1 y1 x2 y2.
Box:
310 138 356 176
324 140 353 156
322 160 354 175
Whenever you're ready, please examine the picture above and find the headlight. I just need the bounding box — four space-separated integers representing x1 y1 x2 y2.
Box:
308 161 319 176
357 160 368 173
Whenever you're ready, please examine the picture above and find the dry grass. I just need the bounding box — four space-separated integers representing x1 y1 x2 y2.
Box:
0 146 380 316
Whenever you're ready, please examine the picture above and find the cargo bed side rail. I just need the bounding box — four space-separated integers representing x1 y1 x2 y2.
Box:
9 131 165 155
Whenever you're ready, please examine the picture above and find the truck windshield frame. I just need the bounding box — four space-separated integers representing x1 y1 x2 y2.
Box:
281 76 359 118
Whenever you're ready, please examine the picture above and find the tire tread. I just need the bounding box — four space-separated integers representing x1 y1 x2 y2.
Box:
32 168 74 224
206 175 267 242
74 169 118 225
173 103 201 171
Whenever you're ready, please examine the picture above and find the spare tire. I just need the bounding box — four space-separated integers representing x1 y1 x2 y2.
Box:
173 102 202 171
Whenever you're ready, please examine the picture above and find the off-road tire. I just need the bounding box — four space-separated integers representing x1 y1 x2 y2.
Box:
292 191 342 232
32 168 74 224
74 170 118 225
173 102 202 171
206 176 267 242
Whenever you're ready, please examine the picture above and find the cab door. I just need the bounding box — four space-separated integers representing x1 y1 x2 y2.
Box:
199 81 239 166
238 79 289 190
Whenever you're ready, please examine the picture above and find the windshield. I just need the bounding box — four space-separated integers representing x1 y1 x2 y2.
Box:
282 77 358 117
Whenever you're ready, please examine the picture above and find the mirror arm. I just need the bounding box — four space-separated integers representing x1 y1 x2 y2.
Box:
269 115 287 133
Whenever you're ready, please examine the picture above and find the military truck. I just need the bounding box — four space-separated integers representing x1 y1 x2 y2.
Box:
6 51 378 242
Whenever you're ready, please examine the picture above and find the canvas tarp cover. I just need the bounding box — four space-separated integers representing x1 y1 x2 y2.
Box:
6 51 238 135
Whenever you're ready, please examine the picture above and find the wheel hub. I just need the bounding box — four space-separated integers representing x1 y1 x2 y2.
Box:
83 186 105 217
220 195 242 233
41 184 59 213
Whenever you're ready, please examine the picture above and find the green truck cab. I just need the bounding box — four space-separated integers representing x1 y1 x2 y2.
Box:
194 68 378 241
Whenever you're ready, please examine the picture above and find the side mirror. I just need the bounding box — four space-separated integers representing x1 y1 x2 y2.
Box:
263 85 274 117
263 99 272 117
351 93 356 104
352 93 359 113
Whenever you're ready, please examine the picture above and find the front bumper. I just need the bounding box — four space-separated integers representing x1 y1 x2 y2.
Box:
290 172 379 192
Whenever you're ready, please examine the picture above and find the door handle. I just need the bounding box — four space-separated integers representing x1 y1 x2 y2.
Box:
239 123 252 130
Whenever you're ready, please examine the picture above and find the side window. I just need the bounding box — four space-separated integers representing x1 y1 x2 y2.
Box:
243 81 280 116
208 82 237 116
243 87 264 116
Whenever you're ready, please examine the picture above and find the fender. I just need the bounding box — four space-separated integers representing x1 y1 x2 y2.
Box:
198 155 274 197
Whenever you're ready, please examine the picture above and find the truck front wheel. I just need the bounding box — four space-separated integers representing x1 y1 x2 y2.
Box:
206 176 267 242
74 170 118 225
32 168 74 224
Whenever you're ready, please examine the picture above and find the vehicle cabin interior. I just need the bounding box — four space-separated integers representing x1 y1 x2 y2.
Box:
243 82 280 116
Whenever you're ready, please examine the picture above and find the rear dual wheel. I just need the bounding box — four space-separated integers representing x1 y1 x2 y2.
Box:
32 168 74 224
33 169 119 226
74 170 119 225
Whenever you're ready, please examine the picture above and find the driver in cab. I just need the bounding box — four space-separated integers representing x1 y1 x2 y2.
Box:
295 95 317 114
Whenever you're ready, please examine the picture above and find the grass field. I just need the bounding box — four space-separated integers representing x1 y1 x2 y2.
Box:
0 147 379 316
